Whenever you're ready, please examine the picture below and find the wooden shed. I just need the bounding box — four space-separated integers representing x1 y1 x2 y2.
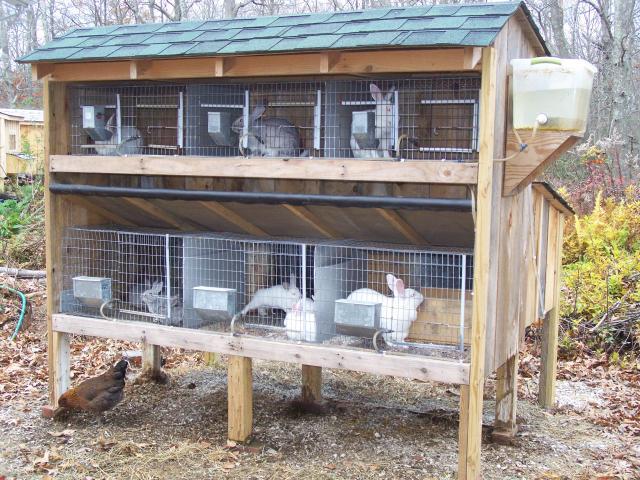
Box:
21 2 581 477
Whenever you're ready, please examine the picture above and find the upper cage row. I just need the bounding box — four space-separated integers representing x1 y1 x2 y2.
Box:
70 76 480 162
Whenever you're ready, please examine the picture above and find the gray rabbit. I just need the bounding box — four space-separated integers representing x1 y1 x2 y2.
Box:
232 104 303 157
141 280 183 326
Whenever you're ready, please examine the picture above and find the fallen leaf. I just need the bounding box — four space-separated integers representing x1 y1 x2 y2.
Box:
48 429 75 437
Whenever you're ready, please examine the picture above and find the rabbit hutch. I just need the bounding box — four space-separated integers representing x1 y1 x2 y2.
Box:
21 2 590 477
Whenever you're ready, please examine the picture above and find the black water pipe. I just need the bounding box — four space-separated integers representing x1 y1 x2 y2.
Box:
49 183 473 211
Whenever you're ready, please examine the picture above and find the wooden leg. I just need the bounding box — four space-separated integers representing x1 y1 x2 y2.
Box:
301 365 322 403
493 354 518 442
228 355 253 443
51 331 71 407
458 385 470 480
539 307 559 408
142 341 167 383
203 352 219 367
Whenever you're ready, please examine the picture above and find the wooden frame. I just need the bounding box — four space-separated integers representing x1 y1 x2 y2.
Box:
49 154 478 185
32 47 481 82
52 314 470 384
39 17 571 478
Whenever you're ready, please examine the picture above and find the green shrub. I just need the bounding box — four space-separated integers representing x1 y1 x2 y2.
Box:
561 186 640 354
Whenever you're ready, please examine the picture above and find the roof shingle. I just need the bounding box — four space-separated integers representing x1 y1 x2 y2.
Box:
19 1 546 63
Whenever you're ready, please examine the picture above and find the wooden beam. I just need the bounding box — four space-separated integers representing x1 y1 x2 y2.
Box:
301 364 322 403
462 46 497 480
463 47 482 70
199 201 267 236
50 155 478 185
52 314 470 384
283 204 339 238
51 332 71 408
142 342 162 379
228 356 253 442
66 195 135 226
45 80 70 405
375 208 427 245
493 354 518 440
458 385 470 480
32 63 54 81
503 131 580 196
539 213 565 409
122 197 201 230
37 48 476 82
129 60 152 80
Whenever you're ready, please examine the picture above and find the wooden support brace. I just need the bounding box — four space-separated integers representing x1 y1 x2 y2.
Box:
539 214 564 408
493 354 518 442
122 197 202 230
228 355 253 443
283 204 339 239
463 47 482 70
67 196 135 226
319 51 340 73
375 208 427 245
203 352 219 366
51 331 71 407
301 364 322 403
199 201 267 236
142 341 162 376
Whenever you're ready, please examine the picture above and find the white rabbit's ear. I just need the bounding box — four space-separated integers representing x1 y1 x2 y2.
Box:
385 87 395 102
395 278 405 296
250 105 266 121
370 83 383 102
386 274 397 293
288 272 297 289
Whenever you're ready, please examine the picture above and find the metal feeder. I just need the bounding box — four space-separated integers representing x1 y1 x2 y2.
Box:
334 298 381 337
82 106 113 141
72 276 112 308
193 286 237 321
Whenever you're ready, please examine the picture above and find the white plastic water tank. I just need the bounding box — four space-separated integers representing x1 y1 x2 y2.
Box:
511 57 597 132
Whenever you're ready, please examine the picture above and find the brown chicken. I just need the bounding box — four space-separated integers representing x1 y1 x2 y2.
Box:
53 359 128 420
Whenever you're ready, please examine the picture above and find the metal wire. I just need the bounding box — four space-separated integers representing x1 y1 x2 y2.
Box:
69 75 480 162
61 227 473 360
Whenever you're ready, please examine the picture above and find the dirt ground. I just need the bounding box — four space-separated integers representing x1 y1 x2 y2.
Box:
1 276 639 479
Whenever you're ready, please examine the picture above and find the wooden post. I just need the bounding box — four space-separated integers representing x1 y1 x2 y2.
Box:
539 213 565 408
493 354 518 441
51 331 71 407
459 46 498 480
301 364 322 403
44 79 71 406
203 352 219 366
142 341 162 373
228 355 253 442
458 385 470 477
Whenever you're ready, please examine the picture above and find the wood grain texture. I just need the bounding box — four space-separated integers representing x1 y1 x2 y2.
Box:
374 209 427 245
200 201 267 236
283 205 339 238
301 365 322 403
539 213 565 408
228 356 253 442
503 130 580 196
38 48 475 82
50 155 478 184
494 354 518 436
52 315 470 384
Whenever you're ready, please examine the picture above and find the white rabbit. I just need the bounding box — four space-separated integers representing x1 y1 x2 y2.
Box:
94 114 143 156
232 104 303 157
240 274 301 316
284 297 316 342
350 84 395 159
141 280 183 326
347 274 424 343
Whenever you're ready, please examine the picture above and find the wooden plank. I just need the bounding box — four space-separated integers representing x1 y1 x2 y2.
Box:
458 385 470 480
301 365 322 403
66 195 135 226
142 342 162 377
50 155 478 185
374 208 427 245
283 204 339 239
493 354 518 438
121 197 201 230
52 314 470 384
228 356 253 442
51 332 71 408
503 130 580 196
463 46 498 480
539 213 565 409
38 48 475 82
200 201 267 236
544 208 560 314
45 80 70 405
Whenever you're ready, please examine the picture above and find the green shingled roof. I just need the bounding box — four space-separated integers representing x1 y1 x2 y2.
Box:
19 1 546 63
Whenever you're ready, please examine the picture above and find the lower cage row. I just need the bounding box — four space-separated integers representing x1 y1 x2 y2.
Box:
61 227 474 360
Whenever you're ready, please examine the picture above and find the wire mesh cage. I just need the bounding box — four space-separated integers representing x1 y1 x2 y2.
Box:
61 226 473 360
68 75 480 161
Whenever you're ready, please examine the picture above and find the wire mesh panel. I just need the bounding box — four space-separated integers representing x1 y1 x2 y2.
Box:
61 227 473 360
62 228 185 326
68 75 479 161
70 84 185 156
